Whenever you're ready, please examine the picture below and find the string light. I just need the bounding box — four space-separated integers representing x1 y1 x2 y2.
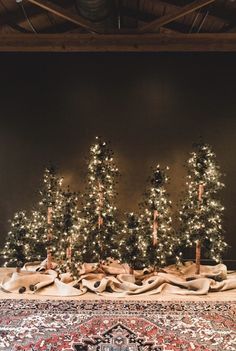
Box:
1 141 228 275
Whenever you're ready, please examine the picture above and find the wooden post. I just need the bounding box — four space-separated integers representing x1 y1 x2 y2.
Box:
195 184 204 274
195 239 201 274
47 206 53 270
98 182 103 228
152 210 158 246
66 236 72 265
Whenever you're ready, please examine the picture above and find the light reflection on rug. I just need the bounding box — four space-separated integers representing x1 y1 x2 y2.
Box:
0 300 235 351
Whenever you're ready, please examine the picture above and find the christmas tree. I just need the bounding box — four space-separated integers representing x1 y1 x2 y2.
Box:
120 213 147 270
2 211 29 268
56 187 81 273
139 165 176 268
179 143 227 274
25 210 47 262
38 166 64 269
73 136 120 265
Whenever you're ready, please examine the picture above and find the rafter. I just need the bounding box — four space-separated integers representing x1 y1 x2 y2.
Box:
0 1 35 33
7 23 31 33
1 33 236 52
0 5 42 27
123 0 227 33
25 0 101 33
139 0 216 33
0 1 80 34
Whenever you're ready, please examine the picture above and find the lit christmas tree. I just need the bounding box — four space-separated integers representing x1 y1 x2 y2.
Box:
120 213 147 270
139 165 176 269
25 210 47 262
179 143 227 274
73 136 120 265
1 211 29 268
37 166 64 269
56 187 81 273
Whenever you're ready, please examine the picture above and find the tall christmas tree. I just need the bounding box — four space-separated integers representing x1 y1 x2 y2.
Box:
73 136 120 265
120 213 147 270
1 211 29 268
56 187 81 273
139 165 176 268
37 166 64 269
179 143 227 274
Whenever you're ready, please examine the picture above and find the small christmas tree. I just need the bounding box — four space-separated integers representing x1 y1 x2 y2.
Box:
120 213 147 270
74 136 120 264
25 210 47 262
2 211 29 268
179 143 227 274
56 187 81 273
139 165 176 269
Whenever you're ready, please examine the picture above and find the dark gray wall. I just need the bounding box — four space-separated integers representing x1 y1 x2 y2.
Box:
0 53 235 261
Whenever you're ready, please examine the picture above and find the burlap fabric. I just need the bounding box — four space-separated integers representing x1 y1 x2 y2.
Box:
0 260 236 297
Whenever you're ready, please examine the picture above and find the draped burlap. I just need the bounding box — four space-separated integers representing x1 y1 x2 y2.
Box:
0 260 236 297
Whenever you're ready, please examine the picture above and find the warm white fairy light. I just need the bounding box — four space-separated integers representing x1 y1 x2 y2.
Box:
1 141 228 276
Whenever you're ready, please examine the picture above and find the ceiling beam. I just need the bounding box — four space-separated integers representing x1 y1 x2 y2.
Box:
139 0 216 33
1 33 236 52
25 0 101 33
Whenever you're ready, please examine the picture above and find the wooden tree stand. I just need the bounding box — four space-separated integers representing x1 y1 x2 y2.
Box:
47 251 52 270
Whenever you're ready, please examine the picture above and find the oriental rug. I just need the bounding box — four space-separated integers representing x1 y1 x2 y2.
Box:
0 299 235 351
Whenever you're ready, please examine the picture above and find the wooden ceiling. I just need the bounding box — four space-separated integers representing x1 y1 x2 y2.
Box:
1 0 236 51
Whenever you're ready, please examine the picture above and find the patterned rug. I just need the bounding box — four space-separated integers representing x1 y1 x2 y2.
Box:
0 299 235 351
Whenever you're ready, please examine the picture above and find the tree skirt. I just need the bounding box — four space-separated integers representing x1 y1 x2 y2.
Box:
1 261 236 297
0 299 235 351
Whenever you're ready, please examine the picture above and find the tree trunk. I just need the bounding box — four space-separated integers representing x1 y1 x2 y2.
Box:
47 207 53 270
66 236 72 266
98 181 103 228
152 210 158 246
196 183 204 275
195 239 201 274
